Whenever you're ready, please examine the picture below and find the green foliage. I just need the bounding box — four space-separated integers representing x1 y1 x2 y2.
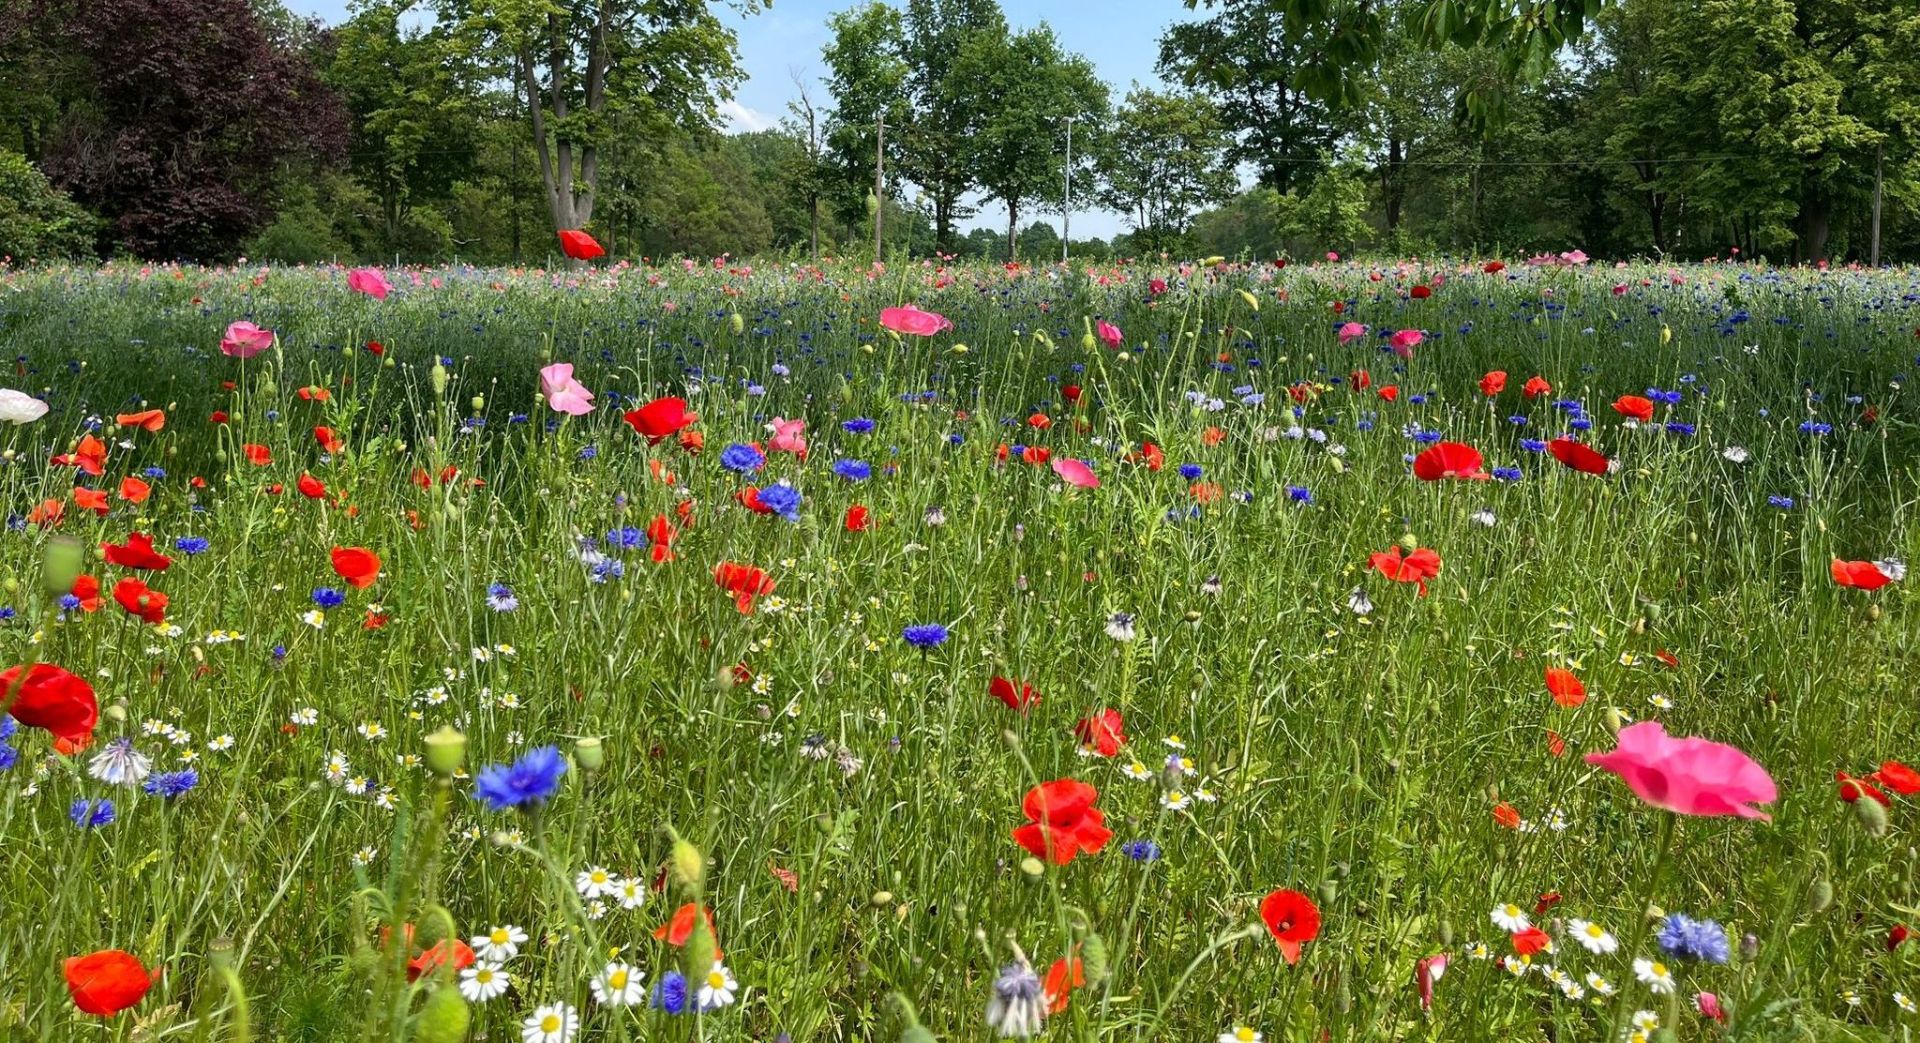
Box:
0 150 96 262
1094 88 1237 251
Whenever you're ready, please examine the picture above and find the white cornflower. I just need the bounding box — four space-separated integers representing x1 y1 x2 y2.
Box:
472 924 527 962
1469 508 1497 527
87 738 152 786
1721 445 1749 464
985 961 1046 1038
1347 587 1373 616
1104 612 1136 642
459 961 510 1002
591 962 646 1007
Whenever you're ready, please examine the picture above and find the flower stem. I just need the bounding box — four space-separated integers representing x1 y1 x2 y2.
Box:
1611 812 1678 1035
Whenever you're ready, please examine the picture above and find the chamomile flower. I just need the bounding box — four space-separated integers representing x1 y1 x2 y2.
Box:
356 721 387 741
291 708 319 726
1568 919 1618 954
207 734 234 752
323 751 351 783
1631 1010 1660 1032
473 924 528 962
1159 790 1193 811
1490 903 1530 932
696 961 738 1011
1217 1027 1262 1043
1898 992 1917 1015
520 1001 578 1043
459 961 510 1002
614 876 647 910
1584 972 1615 996
351 846 377 866
591 962 646 1007
1632 957 1675 994
575 865 617 899
1122 760 1154 781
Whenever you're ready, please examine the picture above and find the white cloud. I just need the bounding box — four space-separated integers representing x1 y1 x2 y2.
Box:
720 99 774 133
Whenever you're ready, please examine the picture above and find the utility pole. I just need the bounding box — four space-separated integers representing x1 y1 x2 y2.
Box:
1871 142 1884 268
874 113 885 261
1060 115 1075 264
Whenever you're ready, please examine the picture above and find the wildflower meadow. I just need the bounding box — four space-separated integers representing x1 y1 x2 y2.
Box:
1 252 1917 1043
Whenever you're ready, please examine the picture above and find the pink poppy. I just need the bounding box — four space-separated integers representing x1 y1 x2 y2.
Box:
1336 322 1367 346
1415 953 1448 1010
1096 321 1123 349
879 306 952 337
1585 721 1777 820
1051 457 1098 489
346 267 392 300
537 362 595 416
1388 329 1424 359
768 417 807 457
220 321 275 359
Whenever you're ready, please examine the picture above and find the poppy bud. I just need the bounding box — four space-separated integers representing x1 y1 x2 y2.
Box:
1334 969 1353 1012
1438 919 1455 946
415 985 471 1043
670 834 705 889
1318 879 1339 906
1868 604 1883 622
1740 933 1759 960
471 396 485 411
730 312 744 336
1019 856 1046 880
430 362 449 400
105 703 127 722
1604 707 1628 735
42 535 83 596
1076 929 1110 987
1855 795 1889 837
573 736 604 773
891 993 937 1043
682 915 717 981
1806 877 1833 914
871 891 893 907
424 726 466 777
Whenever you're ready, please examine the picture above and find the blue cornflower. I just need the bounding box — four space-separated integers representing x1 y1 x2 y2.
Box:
842 417 876 434
0 716 14 740
58 594 82 613
902 624 950 649
312 588 346 609
590 558 626 583
1121 839 1162 862
143 769 199 798
1768 495 1795 509
175 536 209 555
1491 466 1524 482
832 459 872 482
70 797 115 828
1177 463 1204 480
1508 415 1528 426
1570 417 1593 431
720 443 766 474
0 743 15 771
1286 485 1313 504
771 363 790 377
606 526 647 551
652 970 690 1014
1799 420 1832 436
1665 422 1696 436
757 483 803 521
487 584 519 612
271 644 288 662
142 466 166 479
472 746 568 812
1520 439 1547 453
576 444 598 461
1657 913 1730 963
1411 430 1443 444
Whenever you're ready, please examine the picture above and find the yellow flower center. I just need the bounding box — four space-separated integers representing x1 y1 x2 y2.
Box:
1584 924 1603 937
540 1014 561 1032
491 929 509 944
708 971 727 989
591 871 608 883
1235 1029 1255 1043
609 970 628 989
1650 962 1668 977
476 969 493 983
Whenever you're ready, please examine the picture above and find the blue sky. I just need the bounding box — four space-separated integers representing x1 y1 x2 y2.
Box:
283 0 1181 239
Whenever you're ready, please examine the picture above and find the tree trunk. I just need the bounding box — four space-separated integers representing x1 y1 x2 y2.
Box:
934 196 953 256
1870 143 1883 267
1797 192 1831 263
1006 200 1018 263
1383 137 1403 234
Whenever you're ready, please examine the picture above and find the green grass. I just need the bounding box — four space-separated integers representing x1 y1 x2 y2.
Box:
0 257 1915 1042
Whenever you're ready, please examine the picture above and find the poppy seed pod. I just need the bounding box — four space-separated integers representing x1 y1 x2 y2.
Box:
424 726 466 777
1397 532 1419 552
573 736 604 773
414 986 471 1043
671 836 704 889
1806 877 1833 914
1855 795 1889 837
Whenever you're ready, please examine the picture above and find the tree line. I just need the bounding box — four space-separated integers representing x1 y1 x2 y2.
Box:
1 0 1914 266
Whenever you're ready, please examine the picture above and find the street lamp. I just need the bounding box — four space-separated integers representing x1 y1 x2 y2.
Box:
1059 115 1076 264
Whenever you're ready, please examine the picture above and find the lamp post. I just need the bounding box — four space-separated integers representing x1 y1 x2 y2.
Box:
1059 115 1076 264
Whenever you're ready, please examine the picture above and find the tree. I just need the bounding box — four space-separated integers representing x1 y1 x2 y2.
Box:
436 0 759 239
896 0 1005 252
954 25 1106 262
819 2 911 237
0 150 96 261
13 0 346 259
1094 87 1235 251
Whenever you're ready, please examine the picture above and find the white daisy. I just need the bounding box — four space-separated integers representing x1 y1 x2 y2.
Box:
520 1001 578 1043
1121 760 1154 781
1568 919 1617 954
1632 957 1674 994
575 865 617 899
614 876 647 910
1585 971 1616 996
590 961 646 1007
1217 1027 1262 1043
458 961 510 1002
1490 902 1530 932
472 924 527 962
697 960 738 1011
1160 790 1192 811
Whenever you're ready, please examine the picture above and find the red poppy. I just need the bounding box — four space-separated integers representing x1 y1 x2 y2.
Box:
1546 729 1567 757
1027 412 1052 430
331 546 381 589
53 434 108 476
209 411 229 425
1377 385 1399 402
116 409 166 432
1011 779 1112 864
990 675 1040 712
1125 441 1164 471
1412 442 1488 481
1831 559 1895 591
714 561 775 613
735 486 772 514
844 504 871 532
1020 445 1052 466
623 397 695 445
1492 802 1521 829
1073 708 1126 756
64 950 155 1016
296 473 327 499
1871 761 1920 795
653 903 722 956
1510 926 1551 956
1347 369 1372 391
1410 284 1432 299
1062 384 1082 404
1534 891 1563 915
1258 889 1321 965
118 477 151 504
28 498 64 528
1890 925 1912 952
73 487 110 515
296 386 331 403
241 443 271 466
558 229 606 261
1548 438 1611 476
0 663 98 746
646 514 678 562
1367 546 1442 595
406 938 476 982
365 340 385 356
112 577 167 624
1201 426 1226 446
1478 370 1507 397
1544 667 1585 708
314 426 344 453
1838 771 1891 806
1522 375 1552 398
1612 395 1655 422
1043 955 1085 1014
1483 260 1506 274
72 575 103 612
101 533 172 571
679 429 705 453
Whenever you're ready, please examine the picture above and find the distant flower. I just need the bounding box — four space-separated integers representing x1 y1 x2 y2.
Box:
471 925 527 962
143 769 199 798
70 797 115 828
902 623 949 649
175 536 210 555
1658 913 1730 963
1012 779 1111 864
756 483 803 521
472 745 567 812
312 587 346 609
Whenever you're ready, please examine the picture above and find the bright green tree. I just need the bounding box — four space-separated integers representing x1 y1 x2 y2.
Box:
1093 87 1235 252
